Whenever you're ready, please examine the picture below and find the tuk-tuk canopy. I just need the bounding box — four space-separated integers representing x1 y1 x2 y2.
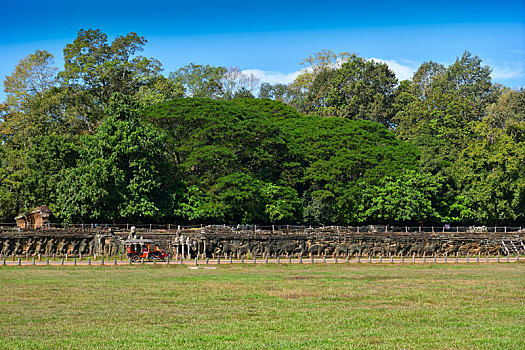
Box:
124 238 155 245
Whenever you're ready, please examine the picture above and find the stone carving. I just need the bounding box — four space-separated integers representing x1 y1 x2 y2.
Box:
2 239 13 256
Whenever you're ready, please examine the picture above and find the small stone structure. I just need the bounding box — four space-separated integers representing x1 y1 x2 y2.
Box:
15 206 52 229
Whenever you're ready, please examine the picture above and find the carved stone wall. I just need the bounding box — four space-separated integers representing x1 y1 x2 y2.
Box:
177 226 524 258
0 228 121 257
0 226 523 258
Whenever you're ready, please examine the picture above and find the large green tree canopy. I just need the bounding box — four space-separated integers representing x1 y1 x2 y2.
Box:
141 98 419 225
143 98 298 223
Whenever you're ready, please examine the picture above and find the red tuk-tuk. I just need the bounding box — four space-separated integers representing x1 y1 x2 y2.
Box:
125 238 169 262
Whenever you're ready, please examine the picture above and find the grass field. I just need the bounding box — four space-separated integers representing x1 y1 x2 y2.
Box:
0 263 523 349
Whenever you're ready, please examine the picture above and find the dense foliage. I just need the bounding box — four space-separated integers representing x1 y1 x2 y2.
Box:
1 30 524 225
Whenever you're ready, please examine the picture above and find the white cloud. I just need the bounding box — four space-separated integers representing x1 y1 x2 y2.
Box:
491 63 524 80
241 69 302 85
369 58 417 81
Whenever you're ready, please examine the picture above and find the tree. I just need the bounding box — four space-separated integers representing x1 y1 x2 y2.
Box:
301 190 333 225
135 75 185 107
56 94 176 223
208 172 266 223
278 116 419 224
0 145 27 221
323 55 398 126
397 52 497 139
4 50 57 110
290 50 353 114
452 120 525 224
258 82 302 105
484 88 525 129
221 67 259 100
169 63 227 99
1 50 62 146
396 89 474 143
411 61 445 98
432 51 497 116
258 82 273 99
288 51 399 126
291 50 353 94
143 98 303 223
174 185 215 222
358 170 447 225
60 29 163 130
395 53 502 182
23 134 79 213
301 67 338 116
261 182 300 222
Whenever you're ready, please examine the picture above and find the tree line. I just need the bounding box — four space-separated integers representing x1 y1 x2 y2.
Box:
1 29 524 225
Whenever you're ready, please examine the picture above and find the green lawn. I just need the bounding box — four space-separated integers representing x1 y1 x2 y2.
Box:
0 263 523 349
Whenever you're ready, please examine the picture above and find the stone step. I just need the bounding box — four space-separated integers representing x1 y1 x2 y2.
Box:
501 240 525 255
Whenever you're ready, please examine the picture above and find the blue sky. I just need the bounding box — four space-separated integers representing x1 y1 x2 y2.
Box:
1 0 524 100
